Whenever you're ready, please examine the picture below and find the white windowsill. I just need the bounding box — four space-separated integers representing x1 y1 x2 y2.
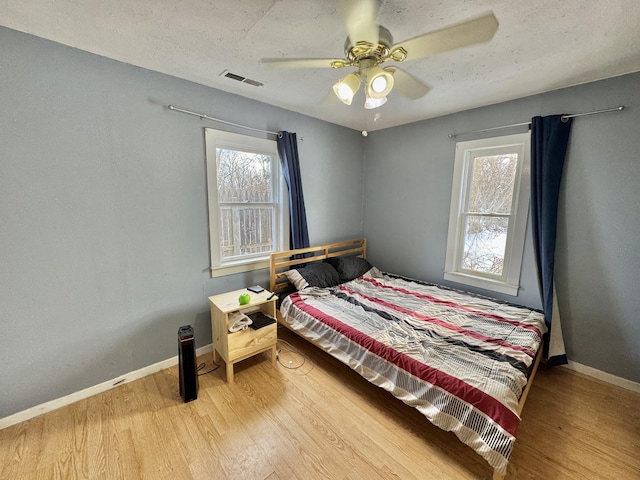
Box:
210 257 270 278
444 271 519 296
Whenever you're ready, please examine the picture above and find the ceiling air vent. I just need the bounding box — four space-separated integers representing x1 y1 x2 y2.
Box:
220 70 264 87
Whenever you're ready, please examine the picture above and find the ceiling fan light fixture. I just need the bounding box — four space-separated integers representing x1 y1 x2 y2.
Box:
366 66 394 99
364 94 387 109
333 72 361 105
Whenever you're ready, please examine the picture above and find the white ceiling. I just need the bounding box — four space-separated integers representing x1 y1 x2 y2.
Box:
2 0 640 131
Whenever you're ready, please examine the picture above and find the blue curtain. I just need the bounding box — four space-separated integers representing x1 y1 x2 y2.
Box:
277 131 310 250
530 115 572 367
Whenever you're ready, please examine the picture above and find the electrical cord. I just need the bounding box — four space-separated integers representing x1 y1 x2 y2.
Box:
194 325 310 374
276 337 310 371
197 361 220 376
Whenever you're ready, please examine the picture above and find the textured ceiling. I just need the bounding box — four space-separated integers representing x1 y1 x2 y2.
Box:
2 0 640 131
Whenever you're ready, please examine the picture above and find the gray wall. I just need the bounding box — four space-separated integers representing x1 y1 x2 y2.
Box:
363 72 640 383
0 27 365 418
2 24 638 420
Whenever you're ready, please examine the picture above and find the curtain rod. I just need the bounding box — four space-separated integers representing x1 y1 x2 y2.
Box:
448 106 625 138
166 105 280 137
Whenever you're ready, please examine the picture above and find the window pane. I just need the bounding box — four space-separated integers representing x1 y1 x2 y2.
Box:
219 205 274 259
468 154 518 214
461 215 508 275
216 148 273 203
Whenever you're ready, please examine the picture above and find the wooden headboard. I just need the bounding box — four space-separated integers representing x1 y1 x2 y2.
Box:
269 239 367 295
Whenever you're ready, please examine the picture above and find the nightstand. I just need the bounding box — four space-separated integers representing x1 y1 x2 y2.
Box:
208 289 277 383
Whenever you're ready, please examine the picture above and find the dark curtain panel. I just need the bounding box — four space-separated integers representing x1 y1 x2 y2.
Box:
530 115 572 367
277 131 310 250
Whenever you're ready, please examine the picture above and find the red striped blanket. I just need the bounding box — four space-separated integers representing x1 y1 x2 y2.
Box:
279 270 546 473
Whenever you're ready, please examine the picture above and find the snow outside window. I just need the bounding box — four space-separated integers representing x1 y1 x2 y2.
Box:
444 132 531 296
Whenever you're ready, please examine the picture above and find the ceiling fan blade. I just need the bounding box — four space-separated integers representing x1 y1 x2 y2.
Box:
261 58 346 69
341 0 379 45
388 68 430 100
394 12 499 62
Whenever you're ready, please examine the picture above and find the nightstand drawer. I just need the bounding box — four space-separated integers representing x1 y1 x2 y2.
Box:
227 323 277 362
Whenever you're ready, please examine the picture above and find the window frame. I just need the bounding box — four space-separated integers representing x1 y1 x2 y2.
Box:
444 132 531 296
205 128 288 278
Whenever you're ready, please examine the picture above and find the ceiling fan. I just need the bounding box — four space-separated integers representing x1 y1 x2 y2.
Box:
261 0 499 109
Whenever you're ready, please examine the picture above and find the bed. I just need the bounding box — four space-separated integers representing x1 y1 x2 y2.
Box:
270 239 546 479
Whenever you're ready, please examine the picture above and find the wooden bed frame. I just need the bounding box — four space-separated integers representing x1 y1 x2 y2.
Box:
269 239 541 480
269 238 368 298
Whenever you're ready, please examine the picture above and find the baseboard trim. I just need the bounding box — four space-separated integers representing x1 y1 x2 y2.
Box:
561 360 640 394
0 344 213 431
3 346 638 430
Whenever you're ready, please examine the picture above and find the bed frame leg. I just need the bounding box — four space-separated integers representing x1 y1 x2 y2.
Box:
493 469 506 480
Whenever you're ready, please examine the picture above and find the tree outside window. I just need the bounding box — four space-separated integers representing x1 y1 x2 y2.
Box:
216 148 275 259
444 132 531 296
205 129 287 277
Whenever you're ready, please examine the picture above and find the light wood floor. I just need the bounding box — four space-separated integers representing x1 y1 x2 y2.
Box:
2 327 639 480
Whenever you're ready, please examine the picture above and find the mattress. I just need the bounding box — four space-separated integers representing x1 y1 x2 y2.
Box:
279 270 547 473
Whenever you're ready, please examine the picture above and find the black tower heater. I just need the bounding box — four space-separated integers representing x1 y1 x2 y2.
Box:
178 325 198 402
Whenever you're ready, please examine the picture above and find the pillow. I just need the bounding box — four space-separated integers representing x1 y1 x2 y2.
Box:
325 256 373 282
284 262 341 290
363 266 383 279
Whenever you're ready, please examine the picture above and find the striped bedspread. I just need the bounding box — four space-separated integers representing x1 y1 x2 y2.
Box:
280 270 547 473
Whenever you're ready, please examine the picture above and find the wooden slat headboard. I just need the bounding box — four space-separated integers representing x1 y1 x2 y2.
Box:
269 239 367 294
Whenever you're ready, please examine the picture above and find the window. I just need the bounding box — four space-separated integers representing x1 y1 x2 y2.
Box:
205 129 288 277
444 132 531 296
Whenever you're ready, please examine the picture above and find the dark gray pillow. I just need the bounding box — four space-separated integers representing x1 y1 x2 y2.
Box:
284 262 340 290
325 256 373 282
